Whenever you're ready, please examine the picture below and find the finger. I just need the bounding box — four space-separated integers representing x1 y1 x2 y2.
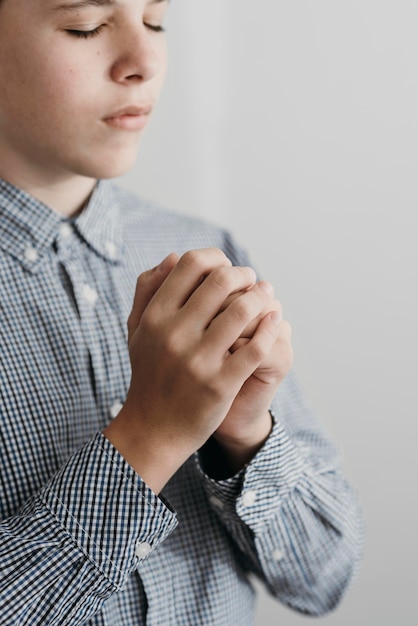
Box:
239 286 283 338
228 336 250 354
179 265 257 329
203 282 275 356
218 280 272 314
127 253 179 341
253 319 294 382
222 310 283 383
148 248 232 313
230 318 293 380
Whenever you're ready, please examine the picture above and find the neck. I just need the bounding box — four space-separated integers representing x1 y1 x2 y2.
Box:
24 176 98 217
0 152 98 217
2 172 97 217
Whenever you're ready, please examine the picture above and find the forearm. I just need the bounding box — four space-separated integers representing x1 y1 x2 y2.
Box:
103 404 189 494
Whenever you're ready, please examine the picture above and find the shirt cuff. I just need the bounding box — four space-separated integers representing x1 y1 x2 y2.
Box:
38 433 178 589
196 415 304 534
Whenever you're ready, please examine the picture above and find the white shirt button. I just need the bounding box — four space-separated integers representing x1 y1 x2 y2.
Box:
135 542 152 559
59 223 73 238
209 496 224 510
109 401 123 419
241 490 257 507
272 548 284 562
105 241 117 259
24 246 38 263
81 284 98 306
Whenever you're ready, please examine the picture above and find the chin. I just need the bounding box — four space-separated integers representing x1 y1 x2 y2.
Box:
74 150 139 181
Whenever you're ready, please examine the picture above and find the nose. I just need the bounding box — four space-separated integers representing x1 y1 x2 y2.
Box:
110 24 163 84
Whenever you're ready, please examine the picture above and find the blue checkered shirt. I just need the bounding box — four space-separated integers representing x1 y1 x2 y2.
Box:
0 179 362 625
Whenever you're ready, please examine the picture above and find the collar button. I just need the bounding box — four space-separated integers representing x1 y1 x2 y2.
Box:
59 223 73 238
105 241 117 260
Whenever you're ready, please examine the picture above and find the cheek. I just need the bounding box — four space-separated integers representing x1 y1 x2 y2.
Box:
32 59 98 129
1 45 67 122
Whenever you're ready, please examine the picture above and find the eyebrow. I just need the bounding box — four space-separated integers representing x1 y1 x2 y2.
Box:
53 0 115 11
52 0 167 13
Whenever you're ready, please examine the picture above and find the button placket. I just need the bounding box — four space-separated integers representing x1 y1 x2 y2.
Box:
81 284 98 307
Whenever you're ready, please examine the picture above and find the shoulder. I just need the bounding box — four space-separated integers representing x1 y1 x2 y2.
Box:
107 182 250 266
110 182 222 237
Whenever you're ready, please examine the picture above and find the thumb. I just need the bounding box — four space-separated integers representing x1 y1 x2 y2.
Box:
128 252 180 342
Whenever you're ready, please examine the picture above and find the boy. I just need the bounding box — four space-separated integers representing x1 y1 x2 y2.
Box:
0 1 363 624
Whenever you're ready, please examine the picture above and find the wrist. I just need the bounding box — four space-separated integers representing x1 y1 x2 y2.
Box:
213 411 273 476
103 404 191 494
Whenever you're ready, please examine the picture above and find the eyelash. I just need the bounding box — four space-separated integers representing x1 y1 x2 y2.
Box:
66 23 165 39
66 26 104 39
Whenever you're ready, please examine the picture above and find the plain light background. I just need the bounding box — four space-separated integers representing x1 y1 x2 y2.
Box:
119 1 418 624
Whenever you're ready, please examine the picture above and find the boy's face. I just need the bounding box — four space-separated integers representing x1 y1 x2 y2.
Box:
0 0 169 184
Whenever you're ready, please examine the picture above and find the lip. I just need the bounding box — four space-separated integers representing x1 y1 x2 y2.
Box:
103 105 153 131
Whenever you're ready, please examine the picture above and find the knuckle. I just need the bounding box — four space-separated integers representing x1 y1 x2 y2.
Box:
135 271 148 289
134 267 158 294
209 247 230 265
180 249 202 268
141 299 168 329
180 248 229 272
247 340 265 363
162 328 185 358
239 266 257 285
231 297 252 323
210 266 234 291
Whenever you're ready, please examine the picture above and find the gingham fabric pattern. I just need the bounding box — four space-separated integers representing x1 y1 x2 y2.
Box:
0 179 363 625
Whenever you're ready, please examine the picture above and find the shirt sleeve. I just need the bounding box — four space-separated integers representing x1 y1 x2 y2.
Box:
0 433 177 625
196 371 364 617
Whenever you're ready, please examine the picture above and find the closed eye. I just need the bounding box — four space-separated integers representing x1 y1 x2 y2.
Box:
66 25 105 39
66 23 164 39
144 23 165 33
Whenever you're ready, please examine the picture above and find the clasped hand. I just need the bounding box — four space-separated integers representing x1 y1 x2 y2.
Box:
104 248 293 492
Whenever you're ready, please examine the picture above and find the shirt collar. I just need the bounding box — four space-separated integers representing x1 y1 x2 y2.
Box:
0 179 123 273
74 180 123 263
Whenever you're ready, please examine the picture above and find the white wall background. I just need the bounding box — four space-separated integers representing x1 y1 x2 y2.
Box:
119 1 418 623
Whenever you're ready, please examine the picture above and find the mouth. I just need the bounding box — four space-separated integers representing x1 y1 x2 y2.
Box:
103 105 153 131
